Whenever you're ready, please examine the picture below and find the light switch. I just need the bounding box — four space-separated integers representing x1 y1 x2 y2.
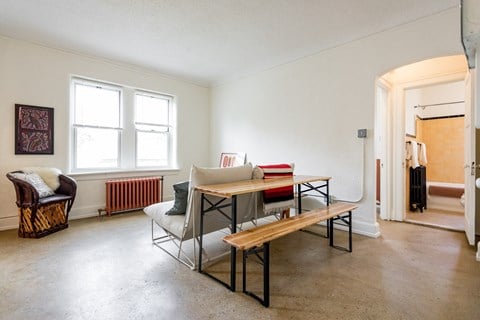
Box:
357 129 367 138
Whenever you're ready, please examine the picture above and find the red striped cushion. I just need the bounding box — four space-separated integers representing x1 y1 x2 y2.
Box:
258 164 294 204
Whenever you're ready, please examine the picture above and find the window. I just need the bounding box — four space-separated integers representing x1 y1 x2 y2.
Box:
71 78 175 172
135 92 172 167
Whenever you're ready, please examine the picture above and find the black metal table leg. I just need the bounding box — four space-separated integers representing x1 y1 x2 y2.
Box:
297 184 302 214
230 195 237 292
329 217 334 247
198 193 206 273
348 211 352 252
198 193 238 291
326 180 330 238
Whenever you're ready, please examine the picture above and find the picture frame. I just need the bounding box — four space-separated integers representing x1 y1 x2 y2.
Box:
15 104 54 154
219 152 246 168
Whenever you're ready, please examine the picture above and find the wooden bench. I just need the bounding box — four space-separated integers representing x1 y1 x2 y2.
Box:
223 202 358 307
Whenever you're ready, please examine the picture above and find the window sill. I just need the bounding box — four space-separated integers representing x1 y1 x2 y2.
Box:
68 168 180 181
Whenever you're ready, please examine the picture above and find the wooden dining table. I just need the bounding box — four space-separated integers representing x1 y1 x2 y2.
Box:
195 175 331 291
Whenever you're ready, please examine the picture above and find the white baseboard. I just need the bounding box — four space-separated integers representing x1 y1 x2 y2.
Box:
1 202 380 241
0 216 18 231
316 218 380 238
354 220 381 238
69 205 105 220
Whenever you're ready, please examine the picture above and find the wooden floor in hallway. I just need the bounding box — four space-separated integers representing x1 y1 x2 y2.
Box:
405 208 464 232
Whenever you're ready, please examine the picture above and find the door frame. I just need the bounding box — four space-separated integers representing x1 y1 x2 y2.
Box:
375 78 392 220
389 72 468 222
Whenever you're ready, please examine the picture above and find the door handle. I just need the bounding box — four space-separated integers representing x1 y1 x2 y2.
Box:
464 162 477 175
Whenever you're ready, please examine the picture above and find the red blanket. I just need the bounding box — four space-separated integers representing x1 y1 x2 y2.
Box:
258 164 294 204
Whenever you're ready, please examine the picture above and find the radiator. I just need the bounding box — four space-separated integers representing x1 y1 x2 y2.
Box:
105 177 163 215
409 166 426 212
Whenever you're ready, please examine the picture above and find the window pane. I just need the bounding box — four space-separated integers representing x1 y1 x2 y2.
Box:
136 131 168 167
135 94 169 126
76 127 119 169
75 83 121 127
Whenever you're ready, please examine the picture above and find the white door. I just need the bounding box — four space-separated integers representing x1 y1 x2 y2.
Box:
464 70 476 246
375 81 390 220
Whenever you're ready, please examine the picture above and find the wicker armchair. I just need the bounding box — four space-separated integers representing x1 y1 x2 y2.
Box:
6 170 77 238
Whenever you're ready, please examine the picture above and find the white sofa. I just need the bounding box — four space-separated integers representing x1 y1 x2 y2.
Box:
144 163 273 269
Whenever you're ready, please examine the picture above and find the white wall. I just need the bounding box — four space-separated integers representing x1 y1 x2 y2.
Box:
210 8 464 237
0 36 211 230
406 80 465 121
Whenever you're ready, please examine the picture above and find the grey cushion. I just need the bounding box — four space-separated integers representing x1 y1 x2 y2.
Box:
165 181 189 215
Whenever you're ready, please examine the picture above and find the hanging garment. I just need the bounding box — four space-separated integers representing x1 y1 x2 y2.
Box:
406 141 419 168
419 142 427 166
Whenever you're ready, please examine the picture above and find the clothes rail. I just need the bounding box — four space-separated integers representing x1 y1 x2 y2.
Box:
414 100 464 109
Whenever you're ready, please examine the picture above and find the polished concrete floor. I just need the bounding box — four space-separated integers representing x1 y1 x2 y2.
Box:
0 211 479 320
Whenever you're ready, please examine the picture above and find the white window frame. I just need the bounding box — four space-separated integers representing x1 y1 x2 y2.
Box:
134 90 175 168
70 77 177 173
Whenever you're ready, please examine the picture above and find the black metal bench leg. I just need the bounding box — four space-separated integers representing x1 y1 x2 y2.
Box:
329 217 334 247
242 243 270 307
330 211 353 252
242 250 247 293
264 243 270 307
326 219 330 238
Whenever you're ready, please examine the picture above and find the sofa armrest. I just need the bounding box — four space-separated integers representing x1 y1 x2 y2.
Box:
57 175 77 197
6 172 40 207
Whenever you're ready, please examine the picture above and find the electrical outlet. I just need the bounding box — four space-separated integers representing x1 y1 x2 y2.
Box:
357 129 367 138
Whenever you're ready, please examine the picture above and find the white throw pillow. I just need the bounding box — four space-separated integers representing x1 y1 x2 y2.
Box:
22 167 61 190
12 172 55 198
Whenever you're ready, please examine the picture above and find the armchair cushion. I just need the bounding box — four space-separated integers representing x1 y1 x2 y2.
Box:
11 172 55 198
144 200 186 239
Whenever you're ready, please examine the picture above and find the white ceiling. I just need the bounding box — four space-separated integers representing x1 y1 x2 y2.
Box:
0 0 459 86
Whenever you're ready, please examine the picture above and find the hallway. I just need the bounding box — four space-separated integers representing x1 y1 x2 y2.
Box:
405 208 464 232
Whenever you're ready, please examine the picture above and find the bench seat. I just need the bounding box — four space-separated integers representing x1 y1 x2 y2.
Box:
222 202 357 307
223 202 358 250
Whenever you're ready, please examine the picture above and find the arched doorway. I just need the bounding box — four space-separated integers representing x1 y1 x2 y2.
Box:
375 55 476 245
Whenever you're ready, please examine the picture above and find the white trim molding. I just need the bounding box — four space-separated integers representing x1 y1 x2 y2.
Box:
0 216 18 231
477 241 480 262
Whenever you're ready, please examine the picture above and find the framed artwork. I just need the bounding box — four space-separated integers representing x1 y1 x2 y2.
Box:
15 104 54 154
220 152 246 168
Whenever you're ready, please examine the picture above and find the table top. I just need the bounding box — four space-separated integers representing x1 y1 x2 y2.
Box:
195 175 331 198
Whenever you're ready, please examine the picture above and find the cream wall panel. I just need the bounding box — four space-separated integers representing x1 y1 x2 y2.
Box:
0 37 210 230
210 8 464 237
